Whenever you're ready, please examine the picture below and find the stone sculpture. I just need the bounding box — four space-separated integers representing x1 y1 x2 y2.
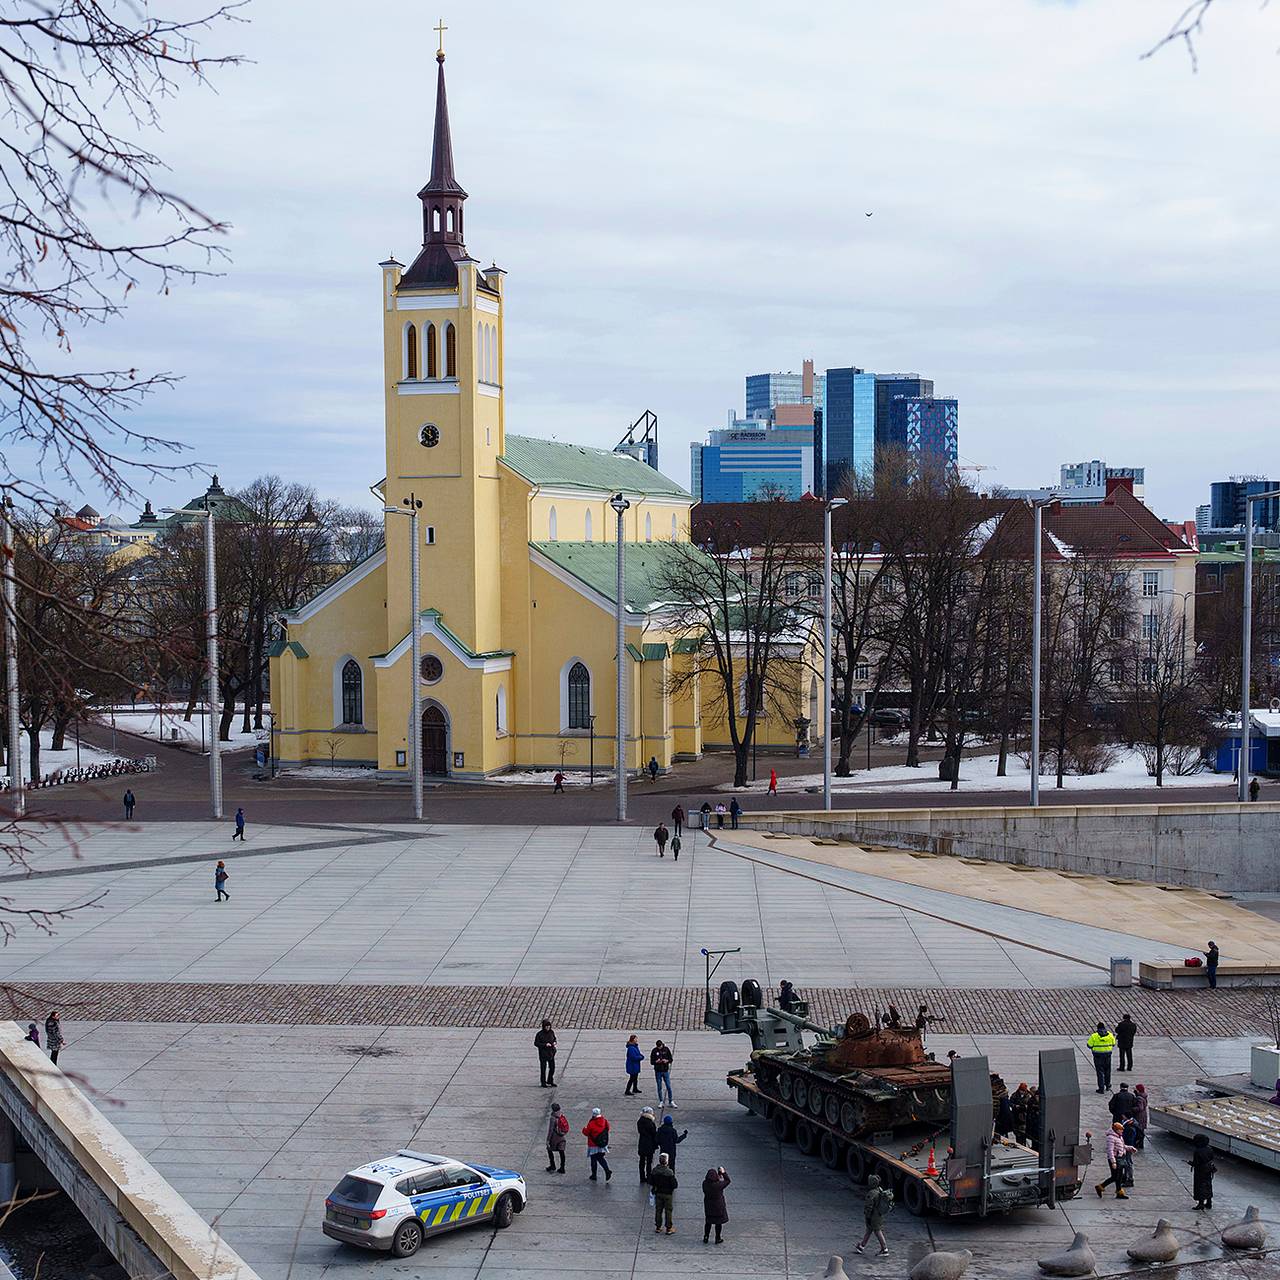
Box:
822 1259 850 1280
1221 1206 1267 1251
1037 1232 1097 1276
1126 1220 1180 1265
909 1248 972 1280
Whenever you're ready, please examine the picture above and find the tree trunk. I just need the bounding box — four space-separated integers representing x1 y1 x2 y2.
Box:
219 689 237 742
51 717 68 752
997 728 1009 777
732 742 749 789
183 672 199 722
26 724 40 778
1055 714 1068 789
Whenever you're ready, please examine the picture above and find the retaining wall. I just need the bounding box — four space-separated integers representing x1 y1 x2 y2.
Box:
745 801 1280 892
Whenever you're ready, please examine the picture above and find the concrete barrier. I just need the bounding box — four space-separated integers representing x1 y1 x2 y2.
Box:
743 801 1280 892
0 1023 261 1280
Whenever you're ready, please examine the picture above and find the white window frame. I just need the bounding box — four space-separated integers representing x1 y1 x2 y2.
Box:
1141 570 1160 598
560 657 594 733
333 654 364 728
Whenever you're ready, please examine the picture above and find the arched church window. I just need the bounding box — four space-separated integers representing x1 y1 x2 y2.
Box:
446 207 455 233
671 514 678 540
548 506 558 541
584 509 593 541
432 206 442 233
567 662 590 730
645 512 652 542
405 324 418 379
496 683 507 734
426 324 438 378
445 323 457 378
477 321 485 381
341 659 363 725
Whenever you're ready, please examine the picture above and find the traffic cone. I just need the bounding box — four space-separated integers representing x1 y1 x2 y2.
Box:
926 1146 939 1177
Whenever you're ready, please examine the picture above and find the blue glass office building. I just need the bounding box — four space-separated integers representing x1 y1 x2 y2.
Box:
691 428 814 502
821 367 877 494
745 371 826 422
883 396 959 468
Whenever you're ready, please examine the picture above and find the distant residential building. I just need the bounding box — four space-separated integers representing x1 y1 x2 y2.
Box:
1007 459 1146 506
1196 504 1212 535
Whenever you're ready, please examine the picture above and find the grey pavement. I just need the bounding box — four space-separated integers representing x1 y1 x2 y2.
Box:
58 1021 1280 1280
0 822 1192 989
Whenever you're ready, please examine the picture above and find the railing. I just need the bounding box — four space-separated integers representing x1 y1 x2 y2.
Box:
2 756 156 791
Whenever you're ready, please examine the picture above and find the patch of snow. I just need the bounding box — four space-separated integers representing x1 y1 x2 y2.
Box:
22 730 124 777
277 764 376 780
92 704 268 752
488 768 616 786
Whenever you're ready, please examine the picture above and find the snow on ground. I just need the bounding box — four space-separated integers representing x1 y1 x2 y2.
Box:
486 768 615 786
277 764 376 780
11 730 124 782
719 748 1223 795
91 705 269 752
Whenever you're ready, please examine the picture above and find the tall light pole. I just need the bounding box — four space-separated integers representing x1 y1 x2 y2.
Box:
610 492 631 822
822 496 848 811
1028 495 1058 807
164 503 222 818
1 497 23 816
384 496 424 821
1239 488 1280 801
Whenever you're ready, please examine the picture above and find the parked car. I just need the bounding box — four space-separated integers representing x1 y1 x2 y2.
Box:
869 707 909 730
323 1149 526 1257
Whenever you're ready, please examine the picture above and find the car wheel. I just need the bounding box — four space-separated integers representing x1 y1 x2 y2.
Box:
493 1193 516 1229
391 1220 423 1258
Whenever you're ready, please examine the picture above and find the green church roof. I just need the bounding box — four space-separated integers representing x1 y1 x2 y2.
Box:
531 539 711 612
501 435 689 498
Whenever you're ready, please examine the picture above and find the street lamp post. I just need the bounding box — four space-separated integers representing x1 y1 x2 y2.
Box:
822 496 848 811
1239 488 1280 801
588 713 596 786
610 492 631 822
164 502 222 818
384 496 424 821
1028 495 1059 808
1 497 22 815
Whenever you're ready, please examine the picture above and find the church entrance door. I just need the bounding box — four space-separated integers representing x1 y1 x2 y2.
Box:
422 706 448 775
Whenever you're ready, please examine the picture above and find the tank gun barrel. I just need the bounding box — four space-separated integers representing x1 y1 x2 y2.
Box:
762 1005 839 1038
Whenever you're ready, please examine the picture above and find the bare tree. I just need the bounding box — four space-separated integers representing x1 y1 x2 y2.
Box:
664 502 810 788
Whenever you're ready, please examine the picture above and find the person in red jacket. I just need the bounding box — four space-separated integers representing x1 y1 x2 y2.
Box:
582 1108 612 1182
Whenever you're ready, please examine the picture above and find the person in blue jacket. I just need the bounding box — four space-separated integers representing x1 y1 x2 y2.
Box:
625 1034 644 1095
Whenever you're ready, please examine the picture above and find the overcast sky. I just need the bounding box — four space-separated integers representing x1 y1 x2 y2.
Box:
74 0 1279 521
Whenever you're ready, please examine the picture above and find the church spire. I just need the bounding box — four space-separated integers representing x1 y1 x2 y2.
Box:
400 25 470 289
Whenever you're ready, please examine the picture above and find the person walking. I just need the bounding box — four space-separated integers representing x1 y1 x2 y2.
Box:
651 1040 675 1106
545 1102 568 1173
656 1114 687 1169
123 788 135 820
648 756 660 783
534 1019 557 1087
1132 1084 1150 1149
1109 1082 1138 1127
701 1166 730 1244
1087 1022 1116 1093
232 807 246 841
671 804 685 836
767 768 778 796
214 860 230 902
729 797 741 829
1205 940 1220 989
653 822 669 857
23 1023 39 1048
1249 776 1260 802
714 802 726 829
625 1035 644 1095
582 1108 612 1182
1095 1122 1136 1199
1189 1133 1216 1209
44 1011 64 1065
855 1173 893 1256
553 771 566 794
1116 1013 1137 1072
637 1106 658 1183
670 833 682 862
649 1153 677 1234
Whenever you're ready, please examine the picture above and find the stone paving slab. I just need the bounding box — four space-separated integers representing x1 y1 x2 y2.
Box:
11 980 1271 1037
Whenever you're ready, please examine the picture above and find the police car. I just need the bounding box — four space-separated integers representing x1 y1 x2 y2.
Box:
323 1149 526 1257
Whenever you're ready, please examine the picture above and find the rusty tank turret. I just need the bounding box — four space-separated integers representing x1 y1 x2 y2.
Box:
740 1005 1005 1139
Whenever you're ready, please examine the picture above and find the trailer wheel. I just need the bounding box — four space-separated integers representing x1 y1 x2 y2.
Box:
807 1086 826 1118
844 1145 867 1184
839 1101 861 1135
771 1109 794 1143
819 1132 843 1170
778 1074 794 1103
795 1120 819 1155
901 1176 930 1217
875 1161 900 1192
792 1078 809 1110
824 1094 841 1128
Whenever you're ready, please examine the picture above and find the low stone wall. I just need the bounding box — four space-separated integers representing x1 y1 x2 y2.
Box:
744 801 1280 892
0 1023 261 1280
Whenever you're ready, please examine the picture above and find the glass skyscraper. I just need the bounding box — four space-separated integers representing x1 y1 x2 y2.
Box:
745 371 826 422
822 366 876 494
883 396 959 469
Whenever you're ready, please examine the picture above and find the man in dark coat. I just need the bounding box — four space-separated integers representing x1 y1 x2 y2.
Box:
534 1019 557 1087
701 1167 730 1244
1116 1014 1137 1072
649 1154 678 1233
653 823 669 857
656 1114 687 1169
637 1106 658 1183
1109 1083 1138 1125
1189 1133 1216 1209
1205 941 1219 989
671 804 685 836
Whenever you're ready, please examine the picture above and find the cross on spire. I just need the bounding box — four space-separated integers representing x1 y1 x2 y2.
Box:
435 17 447 59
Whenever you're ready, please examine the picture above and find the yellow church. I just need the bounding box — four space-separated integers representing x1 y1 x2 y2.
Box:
268 43 741 779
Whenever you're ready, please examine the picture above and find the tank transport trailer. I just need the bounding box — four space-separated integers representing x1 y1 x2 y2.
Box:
700 948 1092 1218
